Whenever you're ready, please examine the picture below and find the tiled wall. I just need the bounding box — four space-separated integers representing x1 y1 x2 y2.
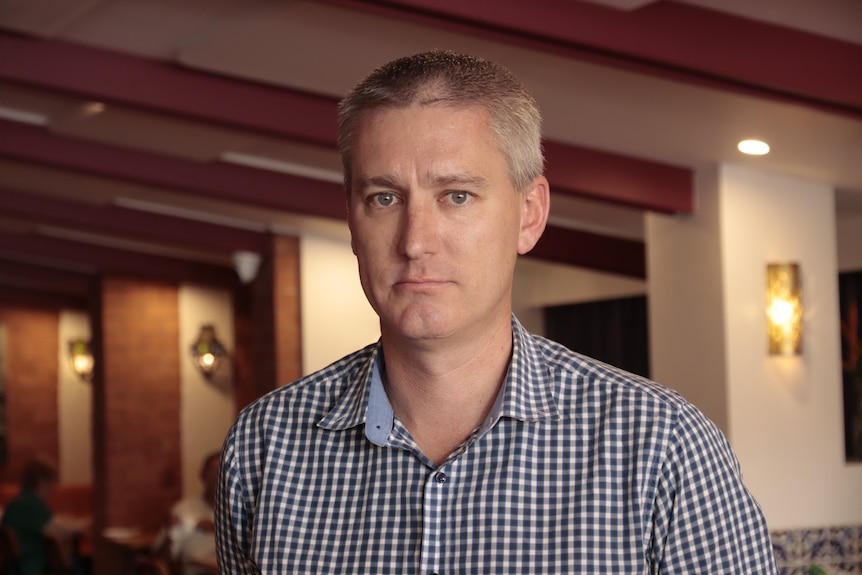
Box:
772 525 862 574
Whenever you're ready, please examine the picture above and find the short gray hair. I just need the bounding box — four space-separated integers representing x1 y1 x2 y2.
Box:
338 50 544 195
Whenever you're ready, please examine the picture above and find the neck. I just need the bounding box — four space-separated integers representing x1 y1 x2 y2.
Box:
381 317 513 465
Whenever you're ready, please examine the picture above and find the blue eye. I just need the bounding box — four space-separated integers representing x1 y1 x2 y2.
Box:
372 193 396 207
449 191 470 205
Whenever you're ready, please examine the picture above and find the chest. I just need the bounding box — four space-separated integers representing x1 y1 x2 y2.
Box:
248 421 658 573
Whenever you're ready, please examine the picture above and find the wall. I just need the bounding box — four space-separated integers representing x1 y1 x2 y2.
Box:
718 165 861 530
513 256 647 336
649 164 862 531
58 310 92 484
837 212 862 272
97 277 181 530
0 307 59 483
300 234 379 375
178 285 235 498
646 165 730 434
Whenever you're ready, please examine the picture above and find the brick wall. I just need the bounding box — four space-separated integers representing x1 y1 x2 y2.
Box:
273 234 302 386
94 277 181 531
0 306 59 483
234 234 302 411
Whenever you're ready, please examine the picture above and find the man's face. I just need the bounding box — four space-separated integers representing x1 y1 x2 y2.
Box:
347 104 548 346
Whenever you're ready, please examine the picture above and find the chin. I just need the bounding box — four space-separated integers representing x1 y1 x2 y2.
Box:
385 308 460 341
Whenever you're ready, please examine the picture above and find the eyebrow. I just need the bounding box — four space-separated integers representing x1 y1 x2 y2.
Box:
355 172 489 193
427 172 489 190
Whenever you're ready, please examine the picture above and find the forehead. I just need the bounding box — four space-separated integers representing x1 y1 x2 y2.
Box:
351 104 504 175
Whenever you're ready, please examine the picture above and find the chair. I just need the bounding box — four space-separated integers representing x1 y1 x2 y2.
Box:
133 555 171 575
0 526 21 575
43 535 71 573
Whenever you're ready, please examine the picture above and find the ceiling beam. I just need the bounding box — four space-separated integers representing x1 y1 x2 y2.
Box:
0 185 270 255
531 225 645 279
0 284 88 310
0 121 645 276
0 257 96 298
0 120 348 220
327 0 862 118
0 233 238 288
0 33 693 214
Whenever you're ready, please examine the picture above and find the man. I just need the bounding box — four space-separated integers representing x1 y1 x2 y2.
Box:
216 50 777 573
155 452 220 575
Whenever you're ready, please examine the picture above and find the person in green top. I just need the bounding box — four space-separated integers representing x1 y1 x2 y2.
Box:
0 457 89 575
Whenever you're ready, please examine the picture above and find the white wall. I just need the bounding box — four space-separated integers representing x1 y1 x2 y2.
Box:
57 310 93 485
299 234 381 375
718 165 861 529
178 285 236 498
645 166 731 432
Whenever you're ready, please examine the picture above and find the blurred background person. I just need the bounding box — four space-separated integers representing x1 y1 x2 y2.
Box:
155 452 219 575
0 456 90 574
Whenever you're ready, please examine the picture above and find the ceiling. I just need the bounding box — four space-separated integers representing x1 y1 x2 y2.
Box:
1 0 861 309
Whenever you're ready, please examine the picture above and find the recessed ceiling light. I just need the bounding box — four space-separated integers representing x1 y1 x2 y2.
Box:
737 139 770 156
82 102 106 117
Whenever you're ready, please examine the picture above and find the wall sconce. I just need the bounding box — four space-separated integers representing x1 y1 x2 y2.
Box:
190 325 227 379
766 262 803 355
68 339 94 382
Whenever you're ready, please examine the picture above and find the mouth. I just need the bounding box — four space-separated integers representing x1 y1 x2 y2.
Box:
394 278 450 289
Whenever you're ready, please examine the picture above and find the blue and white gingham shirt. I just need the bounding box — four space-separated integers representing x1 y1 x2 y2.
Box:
216 317 777 574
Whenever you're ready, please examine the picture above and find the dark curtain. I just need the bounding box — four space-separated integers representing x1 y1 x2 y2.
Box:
544 295 650 378
839 270 862 461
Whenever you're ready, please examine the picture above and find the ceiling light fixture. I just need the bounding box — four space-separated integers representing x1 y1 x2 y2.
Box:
738 139 770 156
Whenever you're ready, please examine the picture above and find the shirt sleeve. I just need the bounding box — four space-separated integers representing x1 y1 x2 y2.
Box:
649 403 778 574
215 424 260 575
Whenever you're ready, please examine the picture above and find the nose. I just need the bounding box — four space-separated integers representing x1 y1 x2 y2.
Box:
398 200 438 259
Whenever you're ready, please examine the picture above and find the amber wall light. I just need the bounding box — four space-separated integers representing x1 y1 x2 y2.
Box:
190 325 227 379
68 339 94 382
766 263 803 355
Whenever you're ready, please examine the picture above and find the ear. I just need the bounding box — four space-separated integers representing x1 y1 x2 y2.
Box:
517 175 550 255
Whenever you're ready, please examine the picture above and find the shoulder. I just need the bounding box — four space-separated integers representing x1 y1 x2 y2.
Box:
1 491 51 524
226 343 377 442
531 332 689 413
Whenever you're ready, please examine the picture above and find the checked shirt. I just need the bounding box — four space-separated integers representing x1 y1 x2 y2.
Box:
215 317 777 574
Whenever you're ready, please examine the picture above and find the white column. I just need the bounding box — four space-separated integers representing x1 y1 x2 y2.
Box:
648 163 862 529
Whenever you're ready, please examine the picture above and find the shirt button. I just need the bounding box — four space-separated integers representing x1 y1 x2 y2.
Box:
434 472 447 484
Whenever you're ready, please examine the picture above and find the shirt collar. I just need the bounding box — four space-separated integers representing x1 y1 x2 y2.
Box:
317 315 560 437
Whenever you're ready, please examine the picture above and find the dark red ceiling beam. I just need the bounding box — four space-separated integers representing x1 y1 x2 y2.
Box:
0 33 336 148
0 185 270 255
0 233 238 288
327 0 862 118
0 33 692 214
532 225 645 279
0 120 348 220
0 121 644 276
0 257 95 298
543 142 689 213
0 284 88 310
